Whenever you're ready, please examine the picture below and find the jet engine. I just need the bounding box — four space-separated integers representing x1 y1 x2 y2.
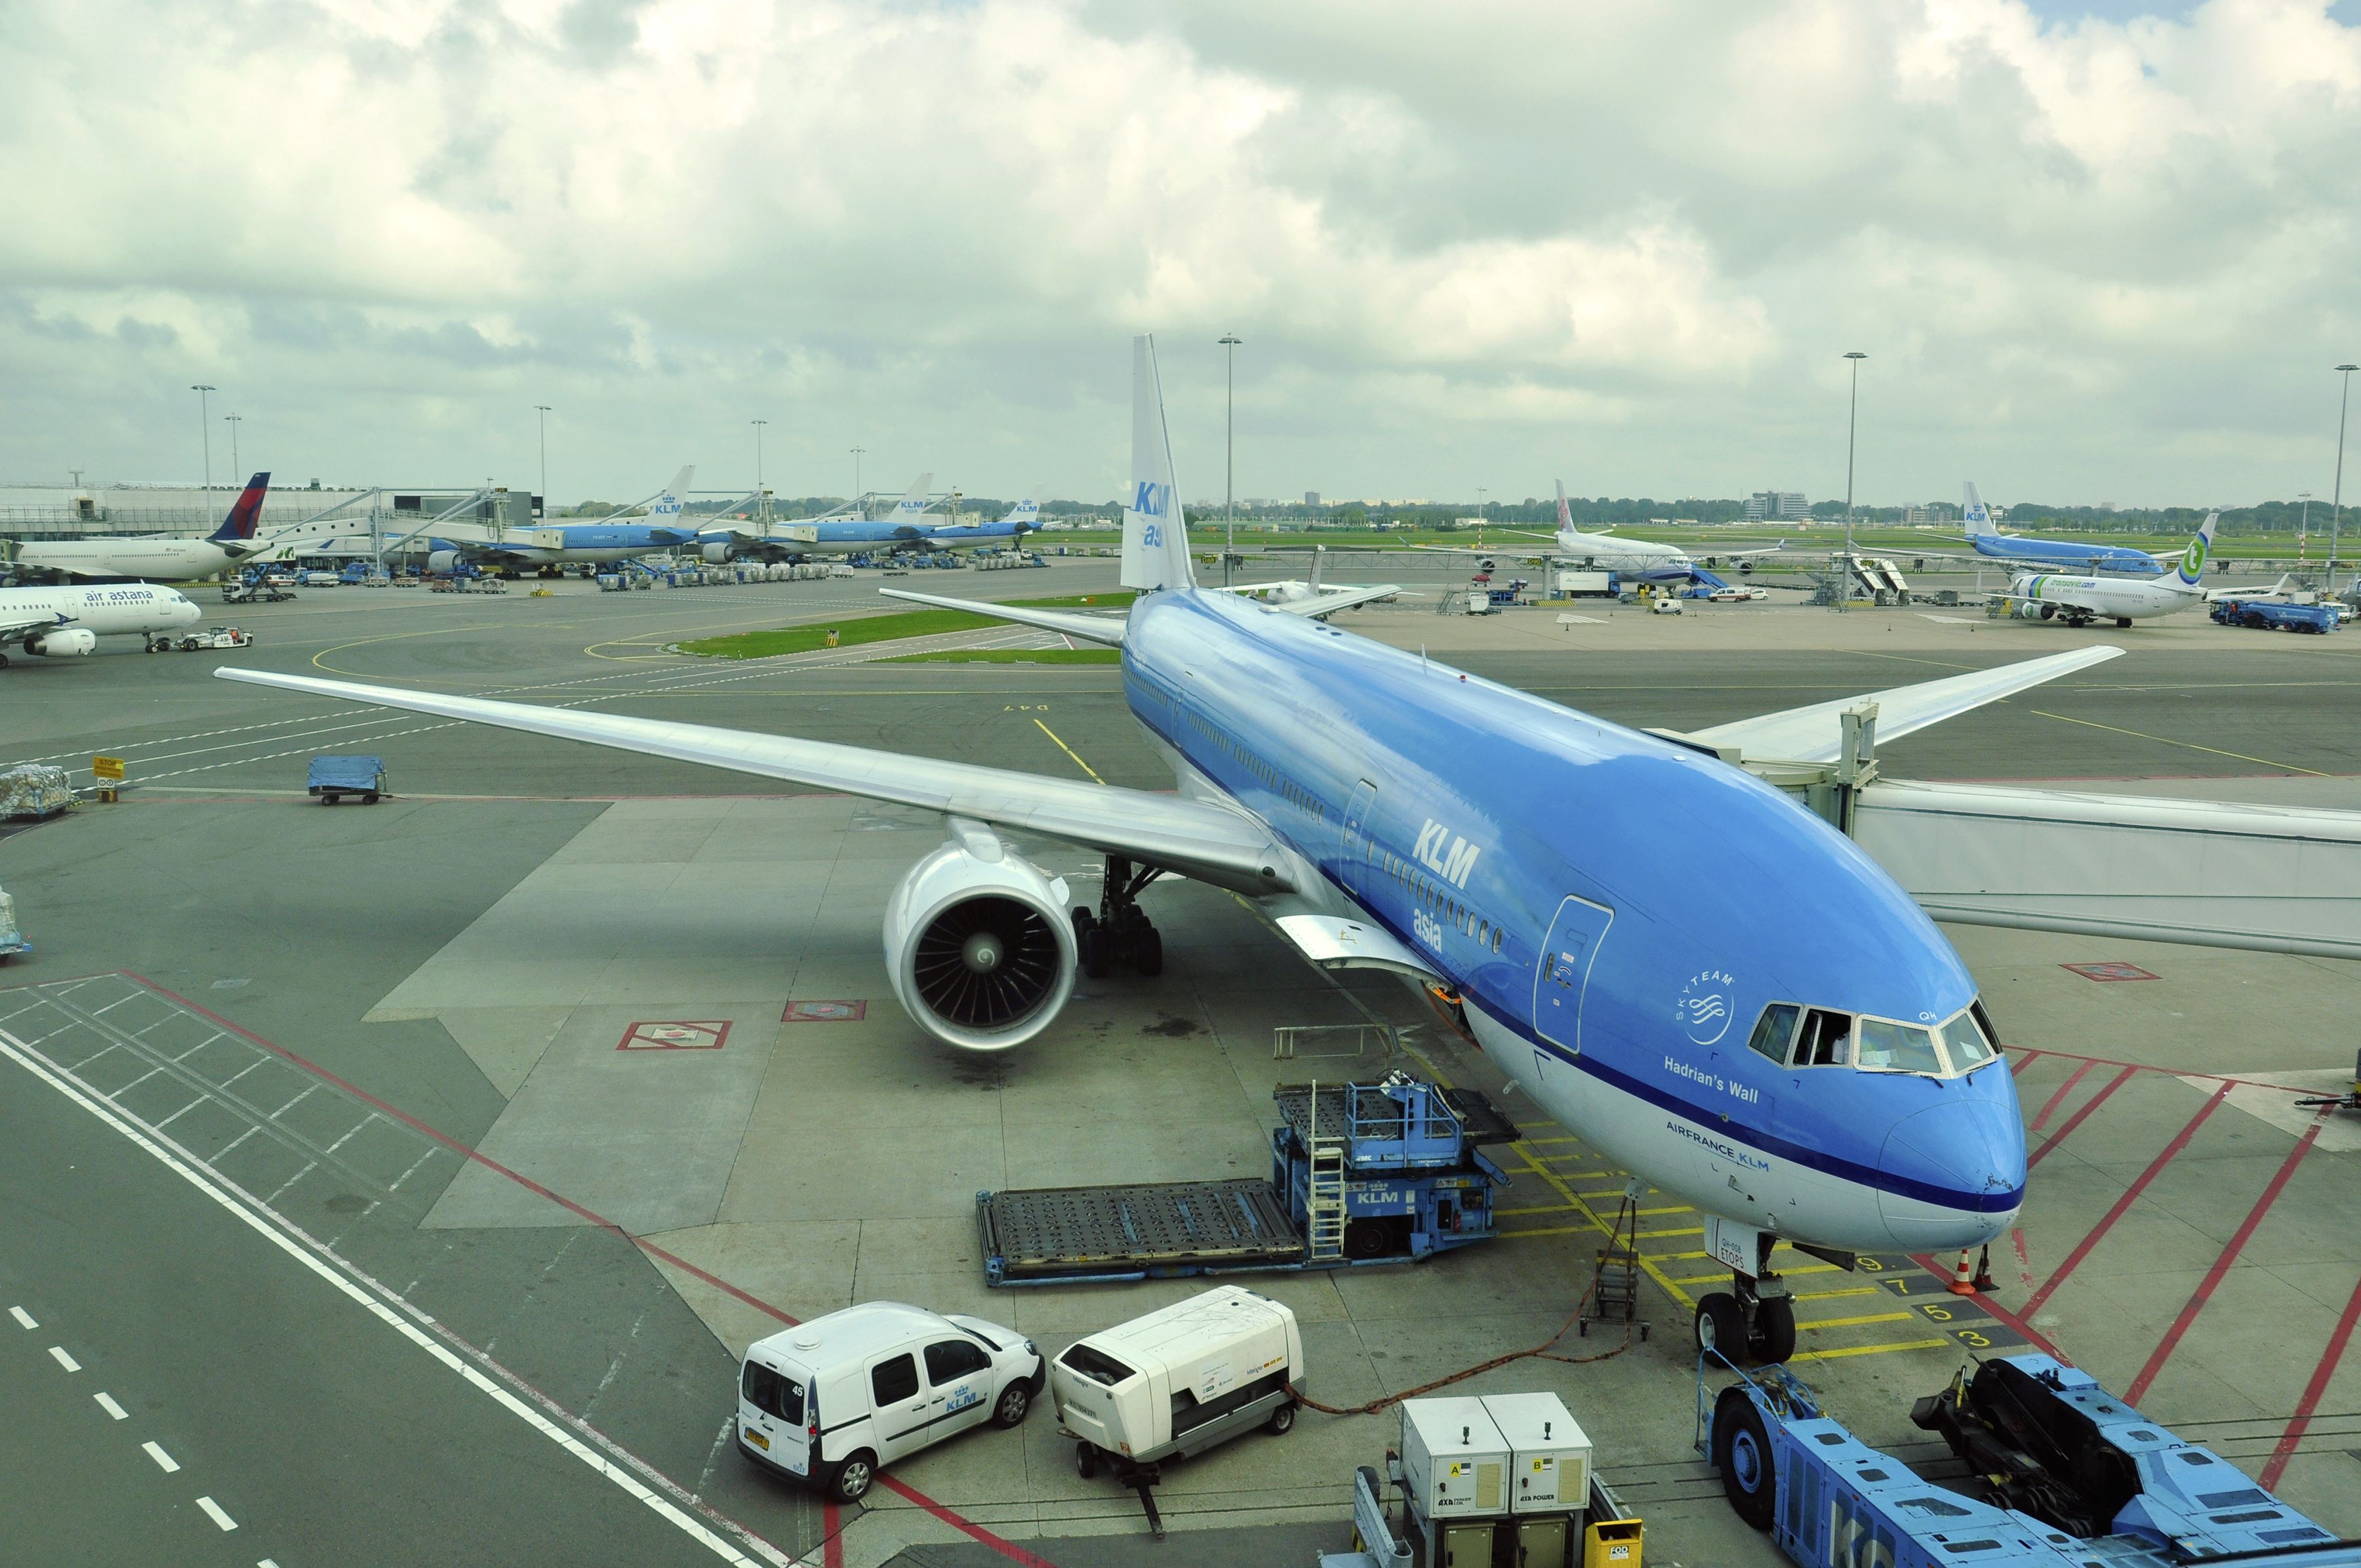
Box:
883 824 1076 1051
702 542 734 564
26 628 96 657
427 549 462 574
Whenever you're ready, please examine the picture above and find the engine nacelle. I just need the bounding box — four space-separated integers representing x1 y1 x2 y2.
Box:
27 628 96 657
427 549 462 574
883 826 1076 1051
701 541 734 564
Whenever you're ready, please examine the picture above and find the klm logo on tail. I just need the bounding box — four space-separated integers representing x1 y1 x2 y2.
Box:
1133 481 1171 517
1414 818 1481 888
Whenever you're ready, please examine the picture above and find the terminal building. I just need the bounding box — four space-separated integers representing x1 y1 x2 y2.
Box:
1745 489 1810 520
0 482 538 543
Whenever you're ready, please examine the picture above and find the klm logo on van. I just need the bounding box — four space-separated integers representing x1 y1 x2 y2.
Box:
1132 481 1171 517
1413 819 1480 889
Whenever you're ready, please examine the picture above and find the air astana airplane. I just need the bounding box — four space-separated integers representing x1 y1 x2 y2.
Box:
219 338 2110 1365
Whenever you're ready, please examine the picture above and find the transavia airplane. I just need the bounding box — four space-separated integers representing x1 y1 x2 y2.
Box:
1 473 279 583
218 338 2361 1365
0 582 201 663
1427 481 1785 578
1962 481 2180 576
1997 514 2278 626
698 478 1040 563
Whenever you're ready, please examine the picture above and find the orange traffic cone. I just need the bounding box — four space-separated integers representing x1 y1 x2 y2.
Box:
1947 1247 1978 1296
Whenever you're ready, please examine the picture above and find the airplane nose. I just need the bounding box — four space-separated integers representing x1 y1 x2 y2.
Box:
1877 1096 2026 1250
174 597 201 624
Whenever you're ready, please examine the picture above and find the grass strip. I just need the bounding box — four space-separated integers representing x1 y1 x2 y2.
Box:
679 591 1133 659
876 648 1121 665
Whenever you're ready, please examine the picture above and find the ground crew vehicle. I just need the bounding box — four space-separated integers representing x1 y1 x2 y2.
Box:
306 755 386 804
736 1302 1043 1503
169 626 254 651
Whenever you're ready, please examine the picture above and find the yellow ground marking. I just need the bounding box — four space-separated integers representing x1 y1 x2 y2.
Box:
1671 1262 1843 1287
1032 718 1104 784
1503 1141 1702 1311
1635 1226 1705 1240
1520 1135 1586 1146
312 622 510 677
2030 710 2329 776
1499 1202 1690 1219
1503 1226 1595 1239
1794 1285 1884 1302
1790 1338 1951 1363
1796 1310 1916 1331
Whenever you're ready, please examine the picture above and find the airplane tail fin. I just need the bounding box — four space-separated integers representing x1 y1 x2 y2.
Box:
1120 334 1195 592
1555 480 1573 531
1001 490 1041 530
2171 513 2218 589
1962 481 1996 538
210 473 272 542
648 465 694 523
890 474 935 521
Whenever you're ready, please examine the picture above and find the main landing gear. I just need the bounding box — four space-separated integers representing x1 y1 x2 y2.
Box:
1693 1223 1798 1366
1072 856 1163 979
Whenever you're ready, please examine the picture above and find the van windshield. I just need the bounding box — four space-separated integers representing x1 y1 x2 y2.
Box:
742 1361 805 1425
1059 1343 1139 1387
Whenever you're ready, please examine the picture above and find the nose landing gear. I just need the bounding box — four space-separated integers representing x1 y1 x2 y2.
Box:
1692 1222 1800 1365
1072 856 1164 979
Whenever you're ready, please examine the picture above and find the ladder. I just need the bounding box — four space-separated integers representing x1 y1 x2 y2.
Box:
1303 1081 1350 1262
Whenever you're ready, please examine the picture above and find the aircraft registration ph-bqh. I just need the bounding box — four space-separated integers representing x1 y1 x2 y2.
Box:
217 337 2361 1364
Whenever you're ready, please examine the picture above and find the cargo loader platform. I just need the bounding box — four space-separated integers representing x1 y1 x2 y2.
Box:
977 1073 1513 1287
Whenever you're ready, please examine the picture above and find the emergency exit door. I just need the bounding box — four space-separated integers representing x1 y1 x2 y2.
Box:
1532 896 1614 1053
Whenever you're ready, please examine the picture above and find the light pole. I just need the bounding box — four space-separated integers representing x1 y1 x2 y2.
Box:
752 420 769 527
1842 352 1867 605
850 446 866 512
224 413 242 481
1219 332 1242 586
534 405 551 516
190 384 216 513
2333 365 2357 597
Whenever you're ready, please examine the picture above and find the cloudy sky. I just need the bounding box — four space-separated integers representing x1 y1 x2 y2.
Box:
3 0 2357 509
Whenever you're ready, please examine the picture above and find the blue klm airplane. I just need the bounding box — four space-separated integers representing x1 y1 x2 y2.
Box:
1962 481 2174 576
221 338 2086 1365
697 477 1038 563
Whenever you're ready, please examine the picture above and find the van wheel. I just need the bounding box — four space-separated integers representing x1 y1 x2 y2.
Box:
990 1381 1032 1428
1266 1401 1297 1436
828 1451 877 1504
1076 1441 1099 1479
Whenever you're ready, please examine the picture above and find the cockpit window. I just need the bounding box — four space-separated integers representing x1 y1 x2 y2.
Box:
1796 1009 1851 1067
1855 1018 1943 1075
1746 1003 1800 1065
1940 1008 1998 1071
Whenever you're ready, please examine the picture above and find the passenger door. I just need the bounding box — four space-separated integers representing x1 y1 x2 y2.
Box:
922 1338 996 1439
867 1352 931 1460
1340 780 1378 896
1532 896 1615 1055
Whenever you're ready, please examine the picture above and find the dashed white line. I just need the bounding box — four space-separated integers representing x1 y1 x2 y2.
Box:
196 1496 237 1531
94 1391 129 1420
142 1440 180 1473
8 1305 33 1329
268 1083 319 1118
49 1345 81 1371
154 1098 209 1130
321 1116 374 1156
263 1161 317 1205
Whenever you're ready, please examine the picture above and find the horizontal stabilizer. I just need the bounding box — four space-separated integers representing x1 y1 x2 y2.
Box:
1855 780 2361 959
213 668 1289 892
877 587 1127 647
1690 646 2122 762
1273 914 1443 981
1270 583 1404 618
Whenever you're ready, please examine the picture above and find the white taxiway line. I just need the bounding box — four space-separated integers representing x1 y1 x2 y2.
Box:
9 1305 34 1329
49 1345 81 1371
0 1026 790 1567
197 1496 238 1531
95 1391 129 1420
144 1440 180 1473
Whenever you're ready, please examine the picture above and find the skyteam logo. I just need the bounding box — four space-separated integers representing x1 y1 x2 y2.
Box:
1132 480 1170 517
1676 969 1735 1046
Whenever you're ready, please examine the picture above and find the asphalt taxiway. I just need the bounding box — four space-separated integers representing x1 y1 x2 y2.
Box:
3 561 2358 1567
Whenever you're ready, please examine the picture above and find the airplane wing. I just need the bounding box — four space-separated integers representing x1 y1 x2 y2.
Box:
1685 647 2123 762
0 609 66 639
877 587 1127 647
214 668 1293 893
1270 583 1405 618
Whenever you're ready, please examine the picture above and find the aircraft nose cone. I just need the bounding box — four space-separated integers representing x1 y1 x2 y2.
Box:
173 597 201 624
1876 1096 2025 1251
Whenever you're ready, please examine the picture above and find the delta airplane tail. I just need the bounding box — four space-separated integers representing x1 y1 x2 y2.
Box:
209 473 273 543
1963 482 1998 539
2170 513 2218 590
1120 335 1195 592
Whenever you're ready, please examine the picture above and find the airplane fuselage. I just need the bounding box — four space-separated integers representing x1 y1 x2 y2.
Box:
1974 534 2164 574
1554 529 1694 572
10 538 256 583
0 583 203 640
2011 571 2198 622
1120 588 2025 1257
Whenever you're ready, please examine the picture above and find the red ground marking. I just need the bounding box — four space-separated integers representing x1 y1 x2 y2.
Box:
115 972 1054 1568
2028 1060 2097 1133
2261 1270 2361 1491
2026 1066 2140 1171
2007 1048 2051 1076
2021 1083 2233 1319
2061 962 2160 983
618 1020 731 1051
2124 1112 2330 1407
2011 1228 2035 1292
822 1501 845 1568
1910 1253 2068 1361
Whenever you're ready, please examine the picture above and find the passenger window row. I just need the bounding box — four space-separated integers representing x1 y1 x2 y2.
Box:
1374 847 1504 954
1185 708 1327 821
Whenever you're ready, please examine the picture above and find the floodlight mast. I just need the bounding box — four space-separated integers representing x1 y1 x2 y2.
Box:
1219 333 1243 587
191 384 216 513
1841 352 1866 610
535 405 552 518
2333 364 2356 596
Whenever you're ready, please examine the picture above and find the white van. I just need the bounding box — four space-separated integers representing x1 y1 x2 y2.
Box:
736 1302 1044 1502
1051 1287 1304 1476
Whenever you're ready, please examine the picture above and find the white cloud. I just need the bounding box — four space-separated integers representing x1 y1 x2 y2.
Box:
0 0 2355 504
